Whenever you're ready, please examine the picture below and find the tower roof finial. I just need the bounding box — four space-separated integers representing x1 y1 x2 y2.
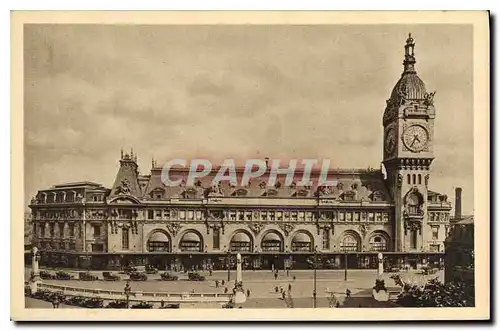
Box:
403 33 416 74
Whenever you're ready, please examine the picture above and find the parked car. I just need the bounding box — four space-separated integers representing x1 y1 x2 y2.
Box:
161 303 180 309
83 297 104 308
129 271 148 281
131 302 153 309
123 266 138 274
102 271 121 281
55 270 73 280
160 272 178 281
106 300 128 308
79 271 99 281
39 270 55 280
188 272 206 281
145 264 159 274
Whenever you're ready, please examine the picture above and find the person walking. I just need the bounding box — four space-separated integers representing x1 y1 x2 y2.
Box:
346 288 351 299
246 289 250 298
224 287 228 294
288 284 292 292
215 280 219 288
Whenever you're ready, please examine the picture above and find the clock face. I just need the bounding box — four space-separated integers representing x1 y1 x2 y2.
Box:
402 125 429 152
385 128 397 155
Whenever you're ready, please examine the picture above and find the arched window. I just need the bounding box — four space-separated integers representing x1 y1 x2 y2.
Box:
369 235 388 251
261 232 283 252
147 231 170 252
180 231 202 252
412 174 416 184
291 232 313 252
230 232 252 252
407 174 411 185
407 192 422 215
340 234 360 252
418 174 422 185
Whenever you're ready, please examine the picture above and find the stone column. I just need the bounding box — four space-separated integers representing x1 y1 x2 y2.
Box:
377 252 384 278
236 253 242 284
233 253 246 305
30 247 41 293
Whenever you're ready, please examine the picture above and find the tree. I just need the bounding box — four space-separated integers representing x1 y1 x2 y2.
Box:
391 275 474 307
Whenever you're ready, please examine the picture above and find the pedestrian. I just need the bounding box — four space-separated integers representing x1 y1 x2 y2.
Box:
346 288 351 299
281 291 286 300
160 299 165 308
288 284 292 292
286 269 289 276
224 287 228 294
336 302 340 308
215 280 219 288
246 289 250 298
280 286 283 293
209 269 213 276
293 275 296 281
274 273 278 280
222 280 225 286
191 288 195 293
275 286 279 293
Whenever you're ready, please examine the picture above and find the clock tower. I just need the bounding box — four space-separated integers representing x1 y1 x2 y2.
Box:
382 34 436 252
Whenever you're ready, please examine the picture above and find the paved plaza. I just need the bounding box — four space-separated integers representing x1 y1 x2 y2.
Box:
25 267 444 308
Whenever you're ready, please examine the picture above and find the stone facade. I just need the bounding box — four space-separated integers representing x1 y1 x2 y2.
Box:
27 35 452 271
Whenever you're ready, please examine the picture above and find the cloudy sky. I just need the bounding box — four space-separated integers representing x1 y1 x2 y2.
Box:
24 24 473 214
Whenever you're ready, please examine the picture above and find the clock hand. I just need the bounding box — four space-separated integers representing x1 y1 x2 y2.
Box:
414 134 421 143
409 136 417 147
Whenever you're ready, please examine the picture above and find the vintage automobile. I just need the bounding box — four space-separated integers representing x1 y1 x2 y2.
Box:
79 271 99 281
123 266 138 274
106 300 128 308
160 272 179 281
55 270 73 280
39 270 55 280
83 297 104 308
129 271 148 281
187 272 206 281
131 302 154 309
145 264 159 274
160 303 180 309
102 271 121 281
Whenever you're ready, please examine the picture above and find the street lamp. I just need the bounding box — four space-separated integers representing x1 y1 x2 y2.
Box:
344 248 348 281
312 246 320 308
124 281 132 308
226 249 232 282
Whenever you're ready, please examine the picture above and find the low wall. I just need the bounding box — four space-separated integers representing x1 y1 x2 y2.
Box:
37 282 232 303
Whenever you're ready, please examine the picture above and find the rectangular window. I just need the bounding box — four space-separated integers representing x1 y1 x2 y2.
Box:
339 212 345 222
375 213 382 222
383 213 389 223
69 242 76 250
122 228 129 250
368 213 374 222
188 210 194 220
298 211 305 221
238 211 245 221
94 225 101 236
432 226 439 240
49 223 55 237
91 243 104 252
147 210 154 219
69 224 75 237
322 229 330 250
33 223 37 236
353 212 360 222
276 211 282 221
410 230 418 249
269 211 275 221
291 211 298 222
429 244 440 252
346 212 352 222
213 228 220 249
59 223 65 237
306 212 313 221
179 210 186 219
40 223 45 237
261 211 268 221
155 210 162 219
230 211 237 221
246 211 252 221
163 209 171 219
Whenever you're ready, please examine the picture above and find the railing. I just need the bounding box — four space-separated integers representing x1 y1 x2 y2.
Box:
37 283 231 302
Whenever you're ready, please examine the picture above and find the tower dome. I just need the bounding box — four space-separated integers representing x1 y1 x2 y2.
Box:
389 34 427 103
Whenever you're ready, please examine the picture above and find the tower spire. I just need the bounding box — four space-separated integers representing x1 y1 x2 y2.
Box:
403 33 416 74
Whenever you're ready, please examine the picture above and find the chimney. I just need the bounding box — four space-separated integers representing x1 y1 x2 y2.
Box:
454 187 462 220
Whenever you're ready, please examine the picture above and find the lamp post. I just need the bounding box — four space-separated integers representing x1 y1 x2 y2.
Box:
226 249 232 282
344 248 348 281
124 281 131 308
313 246 320 308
